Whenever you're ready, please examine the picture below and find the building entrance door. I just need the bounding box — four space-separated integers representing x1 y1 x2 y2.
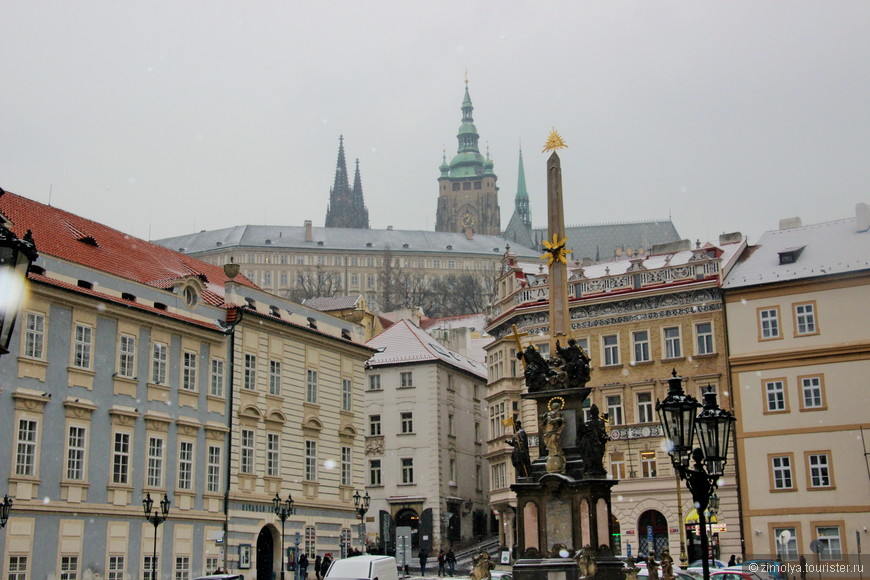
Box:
257 526 275 580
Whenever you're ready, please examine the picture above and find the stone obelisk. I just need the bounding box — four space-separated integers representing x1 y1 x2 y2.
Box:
542 130 572 354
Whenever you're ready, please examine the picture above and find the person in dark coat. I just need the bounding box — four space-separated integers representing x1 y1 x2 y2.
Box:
419 550 429 577
299 554 309 579
437 550 446 576
446 550 456 577
321 553 333 577
314 555 322 580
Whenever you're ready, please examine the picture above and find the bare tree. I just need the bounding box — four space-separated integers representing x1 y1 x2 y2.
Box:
288 266 344 302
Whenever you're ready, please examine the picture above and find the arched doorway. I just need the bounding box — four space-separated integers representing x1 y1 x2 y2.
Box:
256 526 276 580
637 510 669 558
395 508 420 550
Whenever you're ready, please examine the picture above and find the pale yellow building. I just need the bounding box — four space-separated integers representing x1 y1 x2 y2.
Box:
722 206 870 565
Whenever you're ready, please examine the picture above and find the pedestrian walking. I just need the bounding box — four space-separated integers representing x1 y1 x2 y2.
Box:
438 550 446 576
446 550 456 577
321 553 333 577
315 555 322 580
299 554 309 579
419 549 429 577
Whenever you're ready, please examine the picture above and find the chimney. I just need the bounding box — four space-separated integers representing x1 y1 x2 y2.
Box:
779 217 802 230
304 220 313 242
856 203 870 232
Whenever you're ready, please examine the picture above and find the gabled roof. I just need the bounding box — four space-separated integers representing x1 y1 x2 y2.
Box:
0 190 257 306
303 295 364 311
723 216 870 289
366 319 486 379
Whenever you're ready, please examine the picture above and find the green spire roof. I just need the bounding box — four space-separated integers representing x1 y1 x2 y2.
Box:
444 81 490 178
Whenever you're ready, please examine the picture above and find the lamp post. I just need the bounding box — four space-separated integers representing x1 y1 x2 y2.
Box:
353 490 370 554
274 493 295 580
657 371 735 580
0 495 12 529
143 493 171 580
0 218 38 357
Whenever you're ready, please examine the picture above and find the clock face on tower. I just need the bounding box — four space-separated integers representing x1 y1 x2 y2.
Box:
460 212 476 229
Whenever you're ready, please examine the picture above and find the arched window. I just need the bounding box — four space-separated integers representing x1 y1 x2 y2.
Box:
305 525 317 557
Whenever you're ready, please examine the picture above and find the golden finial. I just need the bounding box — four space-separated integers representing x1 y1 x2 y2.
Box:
542 127 568 153
541 233 573 266
465 69 469 85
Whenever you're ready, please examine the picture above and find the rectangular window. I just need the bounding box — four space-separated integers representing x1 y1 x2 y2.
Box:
178 441 194 490
369 414 382 436
341 446 352 486
306 369 318 403
305 440 318 481
765 380 787 412
489 401 506 439
807 453 832 488
759 307 781 339
241 429 255 474
640 451 657 478
175 556 190 580
269 360 282 396
9 557 27 580
280 272 288 285
204 444 222 493
603 334 620 366
574 338 589 360
113 432 131 485
800 376 825 410
267 433 280 477
610 453 626 479
771 455 794 490
448 414 455 436
401 457 414 484
182 351 197 391
400 371 413 387
773 527 798 560
816 526 842 560
244 354 257 390
61 557 79 580
606 395 624 426
695 322 714 355
664 326 682 358
401 411 414 433
24 312 46 358
207 445 222 493
636 392 654 424
210 358 225 397
369 459 382 486
73 323 93 369
304 526 316 558
151 342 168 384
147 436 164 487
632 330 650 363
490 462 506 490
66 426 86 480
118 334 136 378
368 375 381 391
108 556 125 580
16 419 38 476
449 458 457 483
342 378 352 411
794 302 817 335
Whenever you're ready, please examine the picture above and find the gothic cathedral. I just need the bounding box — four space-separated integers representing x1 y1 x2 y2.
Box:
325 135 370 229
435 81 501 236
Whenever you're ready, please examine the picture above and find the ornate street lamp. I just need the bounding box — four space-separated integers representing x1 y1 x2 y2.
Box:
353 490 370 554
657 373 735 580
143 493 171 580
0 217 38 356
0 495 13 529
274 493 295 580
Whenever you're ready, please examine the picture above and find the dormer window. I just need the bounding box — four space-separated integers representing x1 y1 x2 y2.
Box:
778 246 806 265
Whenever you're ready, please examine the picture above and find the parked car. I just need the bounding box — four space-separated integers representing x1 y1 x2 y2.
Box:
324 555 399 580
688 559 728 569
738 560 785 580
709 569 775 580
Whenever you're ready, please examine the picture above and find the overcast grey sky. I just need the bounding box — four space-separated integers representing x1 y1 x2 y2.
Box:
2 1 868 248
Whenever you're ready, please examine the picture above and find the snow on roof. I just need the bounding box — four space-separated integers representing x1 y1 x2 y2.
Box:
303 295 363 311
722 217 870 289
366 319 487 378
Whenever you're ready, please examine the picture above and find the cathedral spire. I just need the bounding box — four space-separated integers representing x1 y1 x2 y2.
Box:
326 136 369 229
516 146 532 229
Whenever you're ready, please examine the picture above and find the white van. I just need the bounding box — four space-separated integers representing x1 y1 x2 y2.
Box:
324 555 399 580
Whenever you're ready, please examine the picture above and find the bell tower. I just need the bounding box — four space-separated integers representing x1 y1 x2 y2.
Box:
435 80 501 236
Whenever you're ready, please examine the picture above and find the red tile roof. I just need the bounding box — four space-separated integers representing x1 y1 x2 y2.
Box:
0 189 258 306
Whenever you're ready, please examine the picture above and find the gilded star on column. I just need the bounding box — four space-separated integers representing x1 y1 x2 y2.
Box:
542 128 568 153
541 233 572 266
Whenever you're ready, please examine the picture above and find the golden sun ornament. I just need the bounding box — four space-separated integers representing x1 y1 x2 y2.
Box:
542 128 568 153
541 233 572 266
